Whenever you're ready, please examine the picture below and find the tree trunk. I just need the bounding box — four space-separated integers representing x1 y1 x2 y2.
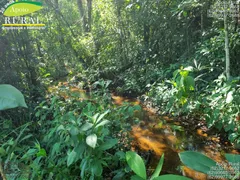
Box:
77 0 88 32
224 1 230 80
87 0 92 32
55 0 59 9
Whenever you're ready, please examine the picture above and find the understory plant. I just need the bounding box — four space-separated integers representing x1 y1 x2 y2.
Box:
147 66 196 115
31 87 141 179
202 75 240 145
147 67 240 145
0 84 29 180
126 151 191 180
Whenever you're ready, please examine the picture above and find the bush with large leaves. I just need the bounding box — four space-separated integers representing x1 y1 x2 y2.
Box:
30 90 140 179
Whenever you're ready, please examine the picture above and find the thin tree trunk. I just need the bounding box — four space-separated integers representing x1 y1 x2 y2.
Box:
115 2 128 65
55 0 59 9
87 0 92 32
77 0 88 32
201 7 204 42
224 1 230 80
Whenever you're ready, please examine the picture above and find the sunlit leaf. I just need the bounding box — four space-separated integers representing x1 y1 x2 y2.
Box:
96 110 109 124
126 151 147 179
183 11 188 17
86 134 97 148
80 122 93 131
183 66 193 71
226 91 233 104
184 76 195 91
150 153 164 180
0 84 27 110
37 148 47 157
95 120 110 128
180 70 189 77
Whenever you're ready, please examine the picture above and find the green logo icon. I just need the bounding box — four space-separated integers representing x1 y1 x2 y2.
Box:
3 1 43 17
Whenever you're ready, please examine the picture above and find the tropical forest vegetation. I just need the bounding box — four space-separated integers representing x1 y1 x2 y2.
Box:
0 0 240 179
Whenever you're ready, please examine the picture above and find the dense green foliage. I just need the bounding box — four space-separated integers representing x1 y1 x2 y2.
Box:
1 0 240 179
0 84 142 179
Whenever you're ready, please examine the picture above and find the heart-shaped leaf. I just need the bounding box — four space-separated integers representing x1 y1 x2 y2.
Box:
0 84 27 110
86 134 97 148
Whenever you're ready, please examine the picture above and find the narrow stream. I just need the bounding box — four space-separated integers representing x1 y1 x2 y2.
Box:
49 83 239 180
111 95 239 180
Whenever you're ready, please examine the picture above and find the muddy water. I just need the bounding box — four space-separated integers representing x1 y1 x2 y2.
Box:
112 95 239 180
50 83 239 180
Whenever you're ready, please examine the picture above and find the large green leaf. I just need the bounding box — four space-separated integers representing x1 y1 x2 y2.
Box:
37 148 47 157
96 110 109 124
180 70 189 77
150 153 164 180
91 160 103 176
95 120 110 128
184 76 195 91
80 122 93 131
97 138 118 151
153 175 191 180
0 84 27 110
126 151 147 180
0 147 6 156
67 149 77 166
225 153 240 174
50 143 61 156
131 175 145 180
179 151 216 174
226 91 233 104
70 126 80 136
225 153 240 164
86 134 97 148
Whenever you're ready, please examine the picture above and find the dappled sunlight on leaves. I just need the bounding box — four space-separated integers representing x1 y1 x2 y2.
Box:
196 129 208 137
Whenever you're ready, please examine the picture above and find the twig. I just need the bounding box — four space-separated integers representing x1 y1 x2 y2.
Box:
0 162 7 180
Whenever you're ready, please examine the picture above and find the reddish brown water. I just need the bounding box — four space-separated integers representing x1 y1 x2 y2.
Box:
111 94 239 180
50 83 239 180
